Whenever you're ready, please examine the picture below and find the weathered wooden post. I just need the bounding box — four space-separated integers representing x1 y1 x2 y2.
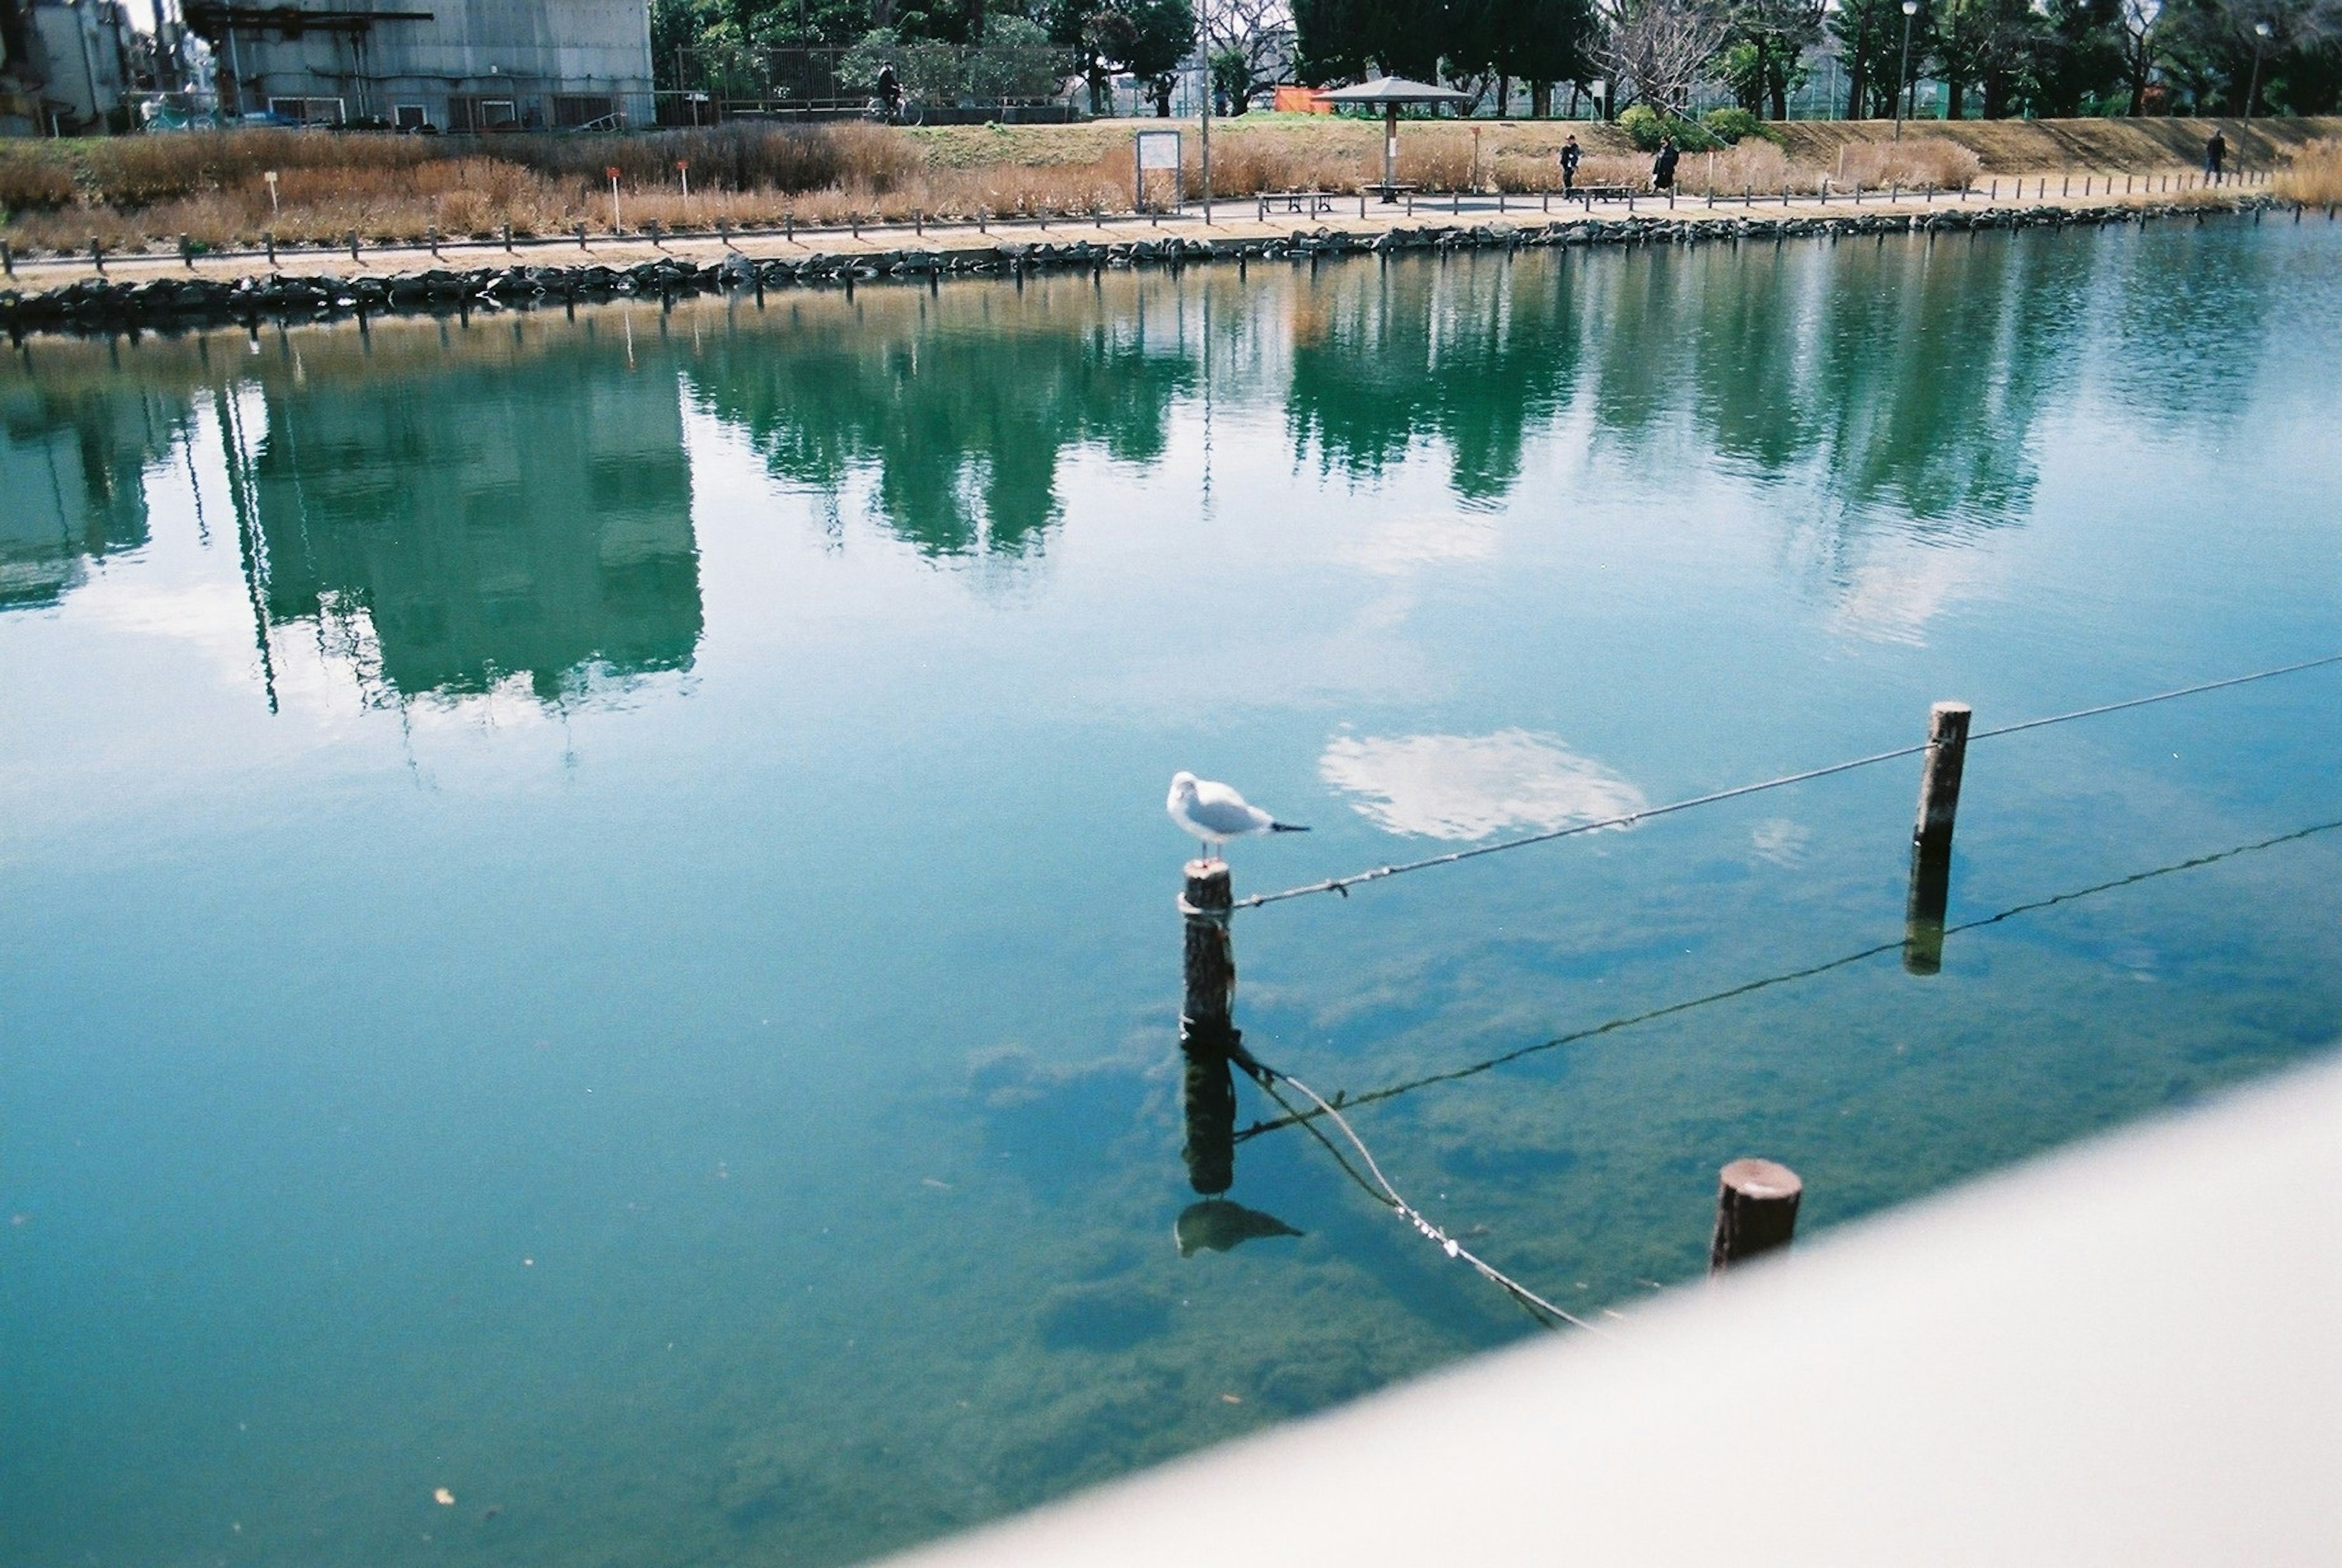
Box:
1 239 12 277
348 228 360 261
89 236 104 273
503 221 515 252
1710 1159 1802 1272
1904 701 1971 975
263 230 276 267
426 224 440 258
179 233 194 268
1180 859 1239 1195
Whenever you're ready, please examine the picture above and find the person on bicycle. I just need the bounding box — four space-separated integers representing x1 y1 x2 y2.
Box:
876 62 902 123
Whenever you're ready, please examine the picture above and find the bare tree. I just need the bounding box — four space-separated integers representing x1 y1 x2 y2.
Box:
1205 0 1294 109
1595 0 1731 116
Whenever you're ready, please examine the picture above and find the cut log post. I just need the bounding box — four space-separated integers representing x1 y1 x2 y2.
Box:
1710 1158 1802 1272
1903 701 1970 976
1912 700 1972 861
1179 859 1239 1195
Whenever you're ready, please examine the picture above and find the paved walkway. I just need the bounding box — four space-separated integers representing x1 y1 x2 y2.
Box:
0 174 2272 292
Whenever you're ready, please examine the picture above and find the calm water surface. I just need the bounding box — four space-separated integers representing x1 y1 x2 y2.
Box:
5 219 2341 1566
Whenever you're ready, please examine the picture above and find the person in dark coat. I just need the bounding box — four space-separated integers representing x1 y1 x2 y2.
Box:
1653 136 1680 192
876 62 902 122
2205 128 2227 183
1560 135 1583 196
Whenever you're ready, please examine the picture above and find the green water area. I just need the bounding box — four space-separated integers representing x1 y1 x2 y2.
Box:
5 218 2340 1566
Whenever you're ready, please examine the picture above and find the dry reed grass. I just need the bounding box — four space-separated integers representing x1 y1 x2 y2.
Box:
1835 140 1983 192
10 116 2251 256
2275 139 2342 206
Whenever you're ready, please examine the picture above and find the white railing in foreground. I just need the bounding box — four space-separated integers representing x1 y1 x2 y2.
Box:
878 1051 2342 1566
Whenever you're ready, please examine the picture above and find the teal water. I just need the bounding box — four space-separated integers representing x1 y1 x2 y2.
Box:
5 218 2341 1566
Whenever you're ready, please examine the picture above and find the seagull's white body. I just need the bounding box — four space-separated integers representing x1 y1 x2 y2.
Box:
1167 771 1308 853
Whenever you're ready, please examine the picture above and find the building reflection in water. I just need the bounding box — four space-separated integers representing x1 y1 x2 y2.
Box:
245 349 701 704
0 382 188 610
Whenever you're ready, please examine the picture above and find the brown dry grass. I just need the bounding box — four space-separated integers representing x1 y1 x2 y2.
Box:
4 116 2329 254
2276 138 2342 206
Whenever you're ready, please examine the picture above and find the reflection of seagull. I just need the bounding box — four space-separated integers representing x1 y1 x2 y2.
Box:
1167 771 1309 857
1175 1198 1305 1257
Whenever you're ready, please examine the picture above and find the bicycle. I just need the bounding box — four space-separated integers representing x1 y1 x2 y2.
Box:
862 95 924 127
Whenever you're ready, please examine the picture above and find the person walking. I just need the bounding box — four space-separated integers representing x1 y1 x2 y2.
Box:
1560 135 1582 197
2204 127 2227 184
1652 135 1680 193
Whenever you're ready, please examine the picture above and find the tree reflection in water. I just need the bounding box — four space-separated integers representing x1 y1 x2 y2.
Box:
0 221 2291 686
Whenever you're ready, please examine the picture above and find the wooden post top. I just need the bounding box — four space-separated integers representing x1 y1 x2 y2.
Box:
1181 859 1231 916
1719 1158 1803 1201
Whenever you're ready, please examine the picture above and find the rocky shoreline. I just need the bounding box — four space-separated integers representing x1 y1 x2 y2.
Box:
0 197 2279 338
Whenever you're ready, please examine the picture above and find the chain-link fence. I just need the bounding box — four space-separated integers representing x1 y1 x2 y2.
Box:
661 43 1071 123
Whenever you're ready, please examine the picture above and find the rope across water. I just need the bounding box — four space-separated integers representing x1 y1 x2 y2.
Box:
1233 652 2342 911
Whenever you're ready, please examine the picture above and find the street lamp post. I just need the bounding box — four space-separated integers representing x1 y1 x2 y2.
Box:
1895 0 1919 141
2244 20 2272 122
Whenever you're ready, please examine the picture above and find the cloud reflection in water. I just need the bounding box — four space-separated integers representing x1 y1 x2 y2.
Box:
1319 729 1647 842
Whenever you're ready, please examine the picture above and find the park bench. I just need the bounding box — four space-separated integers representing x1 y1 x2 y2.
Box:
1255 190 1341 220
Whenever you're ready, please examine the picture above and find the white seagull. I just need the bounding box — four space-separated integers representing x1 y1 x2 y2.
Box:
1167 771 1310 858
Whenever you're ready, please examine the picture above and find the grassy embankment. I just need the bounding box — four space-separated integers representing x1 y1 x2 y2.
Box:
2 115 2334 258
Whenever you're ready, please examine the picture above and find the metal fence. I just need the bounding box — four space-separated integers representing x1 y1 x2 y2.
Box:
664 43 1068 123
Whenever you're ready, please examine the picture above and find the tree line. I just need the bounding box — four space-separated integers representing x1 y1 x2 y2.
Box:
653 0 2342 117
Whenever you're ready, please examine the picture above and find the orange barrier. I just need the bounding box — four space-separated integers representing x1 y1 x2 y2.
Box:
1272 87 1332 115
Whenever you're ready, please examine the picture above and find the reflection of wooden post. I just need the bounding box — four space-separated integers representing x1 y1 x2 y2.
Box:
1710 1158 1802 1272
1904 701 1969 976
1905 841 1951 974
1180 861 1237 1195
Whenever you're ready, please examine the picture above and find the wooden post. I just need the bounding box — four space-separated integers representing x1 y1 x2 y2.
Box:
503 221 514 252
576 221 588 250
1 239 12 277
1180 859 1239 1195
264 230 276 266
90 236 104 273
427 225 440 258
348 228 360 261
1912 700 1971 861
1710 1158 1802 1272
179 233 194 268
1902 701 1971 976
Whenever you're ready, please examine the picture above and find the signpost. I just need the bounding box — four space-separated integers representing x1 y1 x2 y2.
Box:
1135 129 1181 215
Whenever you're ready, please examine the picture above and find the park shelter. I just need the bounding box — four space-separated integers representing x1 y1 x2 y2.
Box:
1318 77 1470 200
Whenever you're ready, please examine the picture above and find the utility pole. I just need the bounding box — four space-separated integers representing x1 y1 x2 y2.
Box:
1894 0 1919 141
2244 20 2271 121
1198 0 1212 224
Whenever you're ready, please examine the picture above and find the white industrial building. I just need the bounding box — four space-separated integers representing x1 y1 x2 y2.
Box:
182 0 653 131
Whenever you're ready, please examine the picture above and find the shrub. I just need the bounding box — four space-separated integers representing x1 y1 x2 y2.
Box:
0 154 80 212
1700 107 1781 147
1618 104 1719 153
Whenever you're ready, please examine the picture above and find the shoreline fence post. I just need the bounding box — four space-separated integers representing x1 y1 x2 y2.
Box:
1180 859 1239 1196
1710 1159 1802 1271
1904 700 1972 975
